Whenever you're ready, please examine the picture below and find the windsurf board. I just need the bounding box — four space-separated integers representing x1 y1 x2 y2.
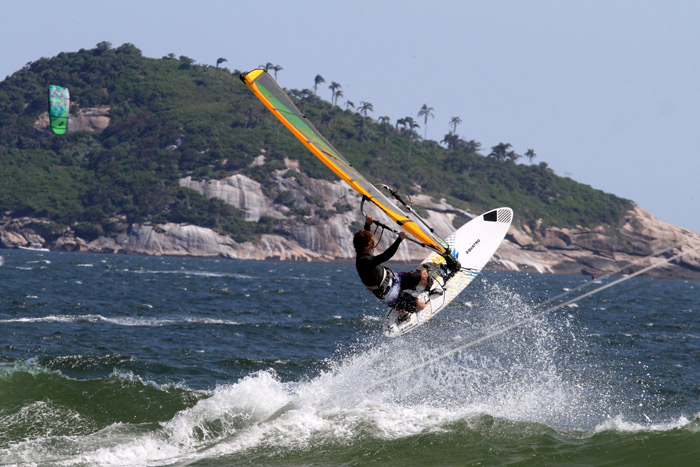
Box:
383 207 513 337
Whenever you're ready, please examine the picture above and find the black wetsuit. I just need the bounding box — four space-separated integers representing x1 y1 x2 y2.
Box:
355 223 422 311
355 236 402 290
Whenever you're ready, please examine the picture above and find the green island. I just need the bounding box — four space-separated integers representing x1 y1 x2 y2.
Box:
0 42 633 245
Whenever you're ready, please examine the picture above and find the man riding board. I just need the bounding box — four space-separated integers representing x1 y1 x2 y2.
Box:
353 215 436 320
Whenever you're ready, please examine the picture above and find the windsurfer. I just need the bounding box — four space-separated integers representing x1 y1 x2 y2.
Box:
354 216 433 319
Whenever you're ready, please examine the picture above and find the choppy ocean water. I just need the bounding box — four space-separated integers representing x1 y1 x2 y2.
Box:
1 248 699 466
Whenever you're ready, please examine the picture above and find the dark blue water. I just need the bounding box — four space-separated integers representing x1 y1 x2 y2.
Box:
1 249 699 465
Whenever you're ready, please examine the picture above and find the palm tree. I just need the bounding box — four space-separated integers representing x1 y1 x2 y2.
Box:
344 100 355 111
334 89 344 107
488 143 512 161
260 62 274 72
417 104 434 140
463 140 482 154
449 116 462 134
441 133 460 149
313 74 325 95
329 82 342 106
402 117 419 134
298 89 312 114
358 101 373 115
272 65 283 79
489 143 520 162
358 101 374 140
401 117 420 158
525 149 537 164
216 57 227 68
379 116 391 145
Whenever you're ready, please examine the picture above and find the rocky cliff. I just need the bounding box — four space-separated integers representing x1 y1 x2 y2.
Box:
2 158 699 280
33 106 111 133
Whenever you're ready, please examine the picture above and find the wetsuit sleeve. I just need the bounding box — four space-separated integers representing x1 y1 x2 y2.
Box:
373 236 403 264
356 236 403 287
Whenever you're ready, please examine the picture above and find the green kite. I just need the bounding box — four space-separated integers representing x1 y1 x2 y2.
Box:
48 85 70 135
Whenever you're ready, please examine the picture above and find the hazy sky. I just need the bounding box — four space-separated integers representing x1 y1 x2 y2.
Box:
3 0 699 233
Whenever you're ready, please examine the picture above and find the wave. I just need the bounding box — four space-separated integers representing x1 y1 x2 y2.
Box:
594 414 700 433
3 366 698 466
2 283 698 465
0 363 203 456
0 314 240 327
124 268 253 279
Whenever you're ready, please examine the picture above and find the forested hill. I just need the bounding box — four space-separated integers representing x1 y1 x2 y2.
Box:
0 42 633 244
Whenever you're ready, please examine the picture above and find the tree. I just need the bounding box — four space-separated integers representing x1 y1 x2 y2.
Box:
525 148 537 164
95 41 112 54
449 116 462 134
178 56 195 69
329 82 342 106
334 90 344 106
379 116 391 146
272 64 283 79
463 140 482 154
358 101 374 140
345 100 354 111
417 104 434 140
489 142 520 162
400 117 420 158
294 89 312 114
508 151 522 163
313 74 325 95
488 143 512 161
216 57 227 68
441 133 460 150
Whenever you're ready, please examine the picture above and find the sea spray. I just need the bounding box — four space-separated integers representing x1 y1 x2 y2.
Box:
312 281 601 430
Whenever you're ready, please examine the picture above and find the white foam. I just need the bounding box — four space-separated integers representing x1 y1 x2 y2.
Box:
594 413 698 433
67 327 600 466
67 368 475 465
0 314 240 326
125 269 252 279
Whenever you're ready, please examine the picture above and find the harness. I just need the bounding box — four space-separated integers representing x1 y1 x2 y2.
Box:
367 267 393 298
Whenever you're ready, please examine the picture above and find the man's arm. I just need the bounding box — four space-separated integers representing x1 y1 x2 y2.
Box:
373 231 406 264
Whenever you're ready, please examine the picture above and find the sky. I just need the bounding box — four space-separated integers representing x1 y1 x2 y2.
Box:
2 0 699 234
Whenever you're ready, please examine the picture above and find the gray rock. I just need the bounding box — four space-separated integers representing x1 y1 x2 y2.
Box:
2 174 699 280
